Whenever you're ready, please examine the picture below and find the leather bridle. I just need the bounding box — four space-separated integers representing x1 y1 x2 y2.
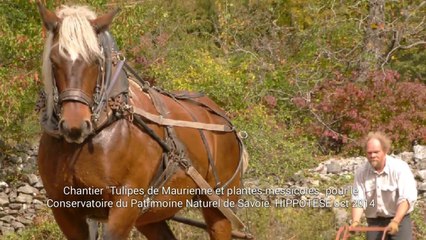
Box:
58 88 95 106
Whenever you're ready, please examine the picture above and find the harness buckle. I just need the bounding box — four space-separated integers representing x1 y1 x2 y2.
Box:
124 104 134 122
178 155 191 170
112 50 126 64
92 112 100 123
238 131 248 139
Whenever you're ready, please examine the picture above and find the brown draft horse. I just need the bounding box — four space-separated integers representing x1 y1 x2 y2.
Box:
36 2 246 240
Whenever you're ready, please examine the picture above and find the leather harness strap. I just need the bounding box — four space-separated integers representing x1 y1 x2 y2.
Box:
59 88 93 106
137 87 247 231
133 106 233 132
169 96 221 187
186 166 246 230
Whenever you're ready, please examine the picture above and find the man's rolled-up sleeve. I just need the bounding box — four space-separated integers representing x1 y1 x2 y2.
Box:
397 164 417 212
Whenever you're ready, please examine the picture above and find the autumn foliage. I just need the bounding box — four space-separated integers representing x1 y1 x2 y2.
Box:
294 70 426 153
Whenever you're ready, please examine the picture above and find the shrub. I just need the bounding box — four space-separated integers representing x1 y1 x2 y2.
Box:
0 1 43 143
151 50 256 111
0 69 40 143
294 70 426 154
232 105 317 184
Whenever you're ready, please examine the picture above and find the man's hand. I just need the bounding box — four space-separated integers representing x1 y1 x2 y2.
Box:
387 220 399 235
349 220 360 234
350 221 360 228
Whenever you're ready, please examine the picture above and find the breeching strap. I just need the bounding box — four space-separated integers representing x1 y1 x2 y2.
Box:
185 165 246 230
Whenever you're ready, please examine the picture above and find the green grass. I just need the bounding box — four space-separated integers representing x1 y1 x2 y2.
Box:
1 206 337 240
3 178 425 240
412 201 426 240
1 209 64 240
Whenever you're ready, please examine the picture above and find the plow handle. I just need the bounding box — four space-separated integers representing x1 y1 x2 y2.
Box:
335 226 388 240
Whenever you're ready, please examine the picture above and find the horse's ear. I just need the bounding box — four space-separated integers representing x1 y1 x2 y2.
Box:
90 8 120 33
36 1 60 31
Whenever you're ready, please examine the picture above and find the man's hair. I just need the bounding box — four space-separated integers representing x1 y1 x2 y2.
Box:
364 131 392 153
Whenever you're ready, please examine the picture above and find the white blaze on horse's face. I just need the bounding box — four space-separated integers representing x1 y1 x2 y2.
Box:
37 3 120 143
50 45 98 144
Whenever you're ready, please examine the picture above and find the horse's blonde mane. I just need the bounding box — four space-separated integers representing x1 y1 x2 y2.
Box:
56 5 103 62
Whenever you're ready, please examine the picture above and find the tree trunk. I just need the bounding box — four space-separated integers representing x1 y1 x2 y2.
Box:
357 0 386 82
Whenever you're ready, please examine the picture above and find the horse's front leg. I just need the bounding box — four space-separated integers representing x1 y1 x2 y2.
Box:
51 208 91 240
103 196 140 240
201 206 232 240
135 221 177 240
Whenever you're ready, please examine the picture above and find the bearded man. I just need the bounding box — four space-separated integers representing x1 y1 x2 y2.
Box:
351 132 417 240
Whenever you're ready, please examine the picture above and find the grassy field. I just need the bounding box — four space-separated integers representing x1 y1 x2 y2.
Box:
1 205 336 240
3 198 425 239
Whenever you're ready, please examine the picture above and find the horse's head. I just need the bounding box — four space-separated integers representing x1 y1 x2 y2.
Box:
37 2 119 143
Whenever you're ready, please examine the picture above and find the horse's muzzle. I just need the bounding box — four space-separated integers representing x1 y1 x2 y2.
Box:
58 119 93 143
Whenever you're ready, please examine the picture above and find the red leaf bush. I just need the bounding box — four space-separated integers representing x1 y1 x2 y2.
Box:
296 70 426 154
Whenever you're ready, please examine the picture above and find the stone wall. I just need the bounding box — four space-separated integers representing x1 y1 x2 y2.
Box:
0 174 45 235
0 144 46 235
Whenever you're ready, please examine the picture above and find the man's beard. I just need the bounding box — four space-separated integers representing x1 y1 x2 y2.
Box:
369 159 379 168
